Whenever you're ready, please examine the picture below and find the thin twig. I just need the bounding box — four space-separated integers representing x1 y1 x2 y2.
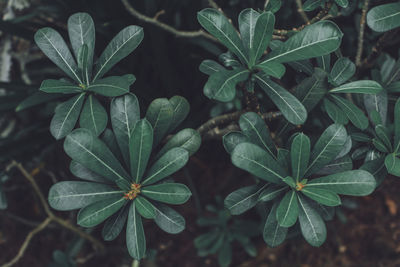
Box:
121 0 216 42
1 217 52 267
356 0 370 66
295 0 310 23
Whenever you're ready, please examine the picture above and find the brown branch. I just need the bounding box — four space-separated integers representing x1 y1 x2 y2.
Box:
356 0 370 66
295 0 310 23
121 0 217 42
3 160 105 267
1 217 52 267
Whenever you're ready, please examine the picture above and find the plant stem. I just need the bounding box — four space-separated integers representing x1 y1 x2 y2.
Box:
132 259 140 267
295 0 310 23
356 0 370 66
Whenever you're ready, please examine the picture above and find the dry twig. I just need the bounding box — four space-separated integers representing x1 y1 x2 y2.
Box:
356 0 370 66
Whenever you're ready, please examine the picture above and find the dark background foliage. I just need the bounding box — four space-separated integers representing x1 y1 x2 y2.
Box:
1 0 400 266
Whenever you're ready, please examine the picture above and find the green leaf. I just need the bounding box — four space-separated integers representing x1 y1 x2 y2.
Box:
262 21 343 64
156 128 201 159
101 129 124 163
77 44 89 85
375 124 392 151
329 57 355 86
323 98 348 124
307 170 376 196
224 184 267 215
277 148 290 168
367 2 400 32
373 138 388 153
48 181 122 211
385 153 400 177
218 240 232 267
203 68 250 102
102 204 129 241
34 27 82 83
223 131 249 154
294 68 328 111
291 133 310 181
250 11 275 66
335 0 348 8
126 203 146 260
282 176 296 188
0 185 7 210
79 95 108 136
265 0 282 13
142 183 191 205
364 91 388 126
239 112 277 158
154 204 185 234
134 196 156 219
331 95 369 130
315 155 353 175
145 98 174 146
111 94 140 166
255 73 307 124
16 92 64 112
258 185 286 202
231 142 287 184
238 8 260 56
199 59 225 75
142 148 189 186
330 80 383 94
394 99 400 152
87 74 136 97
317 55 331 73
77 196 126 227
303 0 322 11
70 160 110 183
194 230 219 249
297 194 327 247
64 128 131 186
50 93 85 140
256 61 286 79
276 190 299 227
168 96 190 133
129 119 153 183
305 124 347 176
67 13 95 81
39 79 82 94
263 203 288 247
93 26 144 81
197 8 248 65
301 188 341 206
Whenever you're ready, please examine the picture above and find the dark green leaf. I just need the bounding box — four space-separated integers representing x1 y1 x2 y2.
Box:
385 153 400 177
168 96 190 133
329 57 355 86
315 155 353 175
330 80 383 94
303 0 322 11
238 8 260 57
367 2 400 32
276 190 299 227
142 183 191 205
156 128 201 159
135 196 156 219
93 26 144 80
50 93 85 140
364 91 388 126
375 124 392 151
102 204 129 241
250 11 275 65
145 98 174 146
263 203 287 247
126 203 146 260
223 131 249 154
323 98 348 124
79 95 108 136
394 99 400 152
199 59 225 75
16 91 64 112
87 74 136 97
154 204 185 234
39 79 82 94
224 184 267 215
331 95 369 130
256 61 286 79
291 133 310 181
70 160 110 183
218 240 232 267
258 185 286 202
335 0 348 8
301 188 341 206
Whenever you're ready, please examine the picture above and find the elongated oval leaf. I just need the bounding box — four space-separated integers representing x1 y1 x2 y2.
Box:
48 181 123 211
39 79 82 94
258 185 286 202
307 170 376 196
156 128 201 160
64 128 131 187
305 124 347 176
263 21 343 64
394 99 400 152
315 155 353 175
297 194 326 247
129 119 153 183
77 196 126 227
224 184 267 215
199 59 225 75
79 95 108 136
145 98 174 146
126 203 146 260
385 153 400 177
70 160 111 183
291 133 310 181
238 8 260 56
204 68 250 102
68 12 95 81
78 44 89 85
35 27 82 83
88 74 136 97
301 188 341 206
142 183 191 205
256 61 286 79
330 80 383 94
231 142 287 184
142 147 189 186
93 26 144 81
135 196 156 219
154 204 185 234
111 94 140 166
331 95 369 130
197 8 248 65
263 203 288 247
329 57 355 86
367 2 400 32
276 190 299 227
223 131 249 154
323 98 348 124
250 11 275 65
255 73 307 124
168 96 190 133
50 93 85 140
239 112 276 158
102 204 129 241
